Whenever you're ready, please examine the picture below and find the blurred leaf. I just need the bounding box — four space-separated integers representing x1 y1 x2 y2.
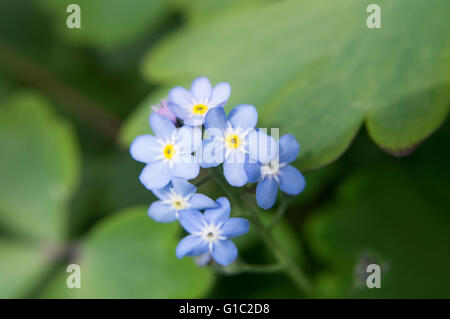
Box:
305 163 450 298
142 0 450 171
119 87 171 147
43 207 214 298
0 239 54 298
0 91 80 240
39 0 170 51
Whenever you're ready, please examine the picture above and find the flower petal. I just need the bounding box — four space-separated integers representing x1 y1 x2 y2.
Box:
177 125 202 153
167 101 191 120
130 135 161 163
183 115 205 126
220 218 250 238
176 235 209 259
191 77 212 102
147 201 177 223
247 129 278 164
256 177 278 209
223 161 248 187
279 165 306 195
151 184 171 201
205 107 227 133
172 155 200 180
149 113 176 141
279 134 300 164
244 160 261 183
212 240 238 266
228 104 258 129
198 139 225 168
168 86 194 109
188 193 217 210
171 177 196 197
139 161 171 190
178 209 204 234
204 197 230 226
209 82 231 107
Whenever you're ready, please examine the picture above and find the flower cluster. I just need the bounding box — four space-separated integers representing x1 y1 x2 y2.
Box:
130 77 305 266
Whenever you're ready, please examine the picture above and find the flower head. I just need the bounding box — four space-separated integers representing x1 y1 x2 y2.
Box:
152 99 177 124
176 197 249 266
200 105 278 187
148 177 217 222
168 77 231 126
245 134 306 209
130 113 202 189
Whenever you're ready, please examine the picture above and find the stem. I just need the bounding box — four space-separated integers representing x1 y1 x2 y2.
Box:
238 261 284 274
268 199 288 231
244 201 312 295
194 174 212 187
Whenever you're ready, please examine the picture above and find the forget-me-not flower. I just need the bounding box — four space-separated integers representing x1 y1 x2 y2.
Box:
130 113 201 189
245 134 306 209
176 197 249 266
148 177 217 222
200 105 278 187
168 77 231 126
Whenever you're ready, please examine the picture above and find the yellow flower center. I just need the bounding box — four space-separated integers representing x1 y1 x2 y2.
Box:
173 200 183 210
226 134 241 149
192 104 208 115
163 144 175 159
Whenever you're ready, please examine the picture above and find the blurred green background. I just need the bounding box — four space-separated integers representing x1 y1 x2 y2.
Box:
0 0 449 298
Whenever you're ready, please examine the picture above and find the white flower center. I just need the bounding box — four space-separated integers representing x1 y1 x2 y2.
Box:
261 159 285 182
169 194 189 211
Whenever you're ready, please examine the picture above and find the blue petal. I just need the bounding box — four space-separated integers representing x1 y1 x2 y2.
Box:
279 165 305 195
223 161 248 187
151 183 171 201
168 86 194 109
228 104 257 129
178 209 204 233
139 161 171 190
176 235 209 259
184 115 205 126
149 113 176 141
130 135 160 163
188 194 217 210
209 82 231 107
244 160 261 183
204 107 227 133
191 77 212 102
172 155 200 180
279 134 300 164
167 101 190 120
204 197 230 226
256 177 278 209
177 125 202 153
147 201 177 223
212 240 238 266
247 129 278 164
220 218 250 238
171 177 196 197
198 139 225 168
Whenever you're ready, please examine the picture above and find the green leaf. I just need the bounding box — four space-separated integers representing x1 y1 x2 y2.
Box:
142 0 450 171
0 91 80 240
305 164 450 298
43 207 214 298
119 87 171 147
0 239 54 298
39 0 169 51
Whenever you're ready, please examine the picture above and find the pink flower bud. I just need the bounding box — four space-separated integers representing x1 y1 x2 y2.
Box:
152 99 177 124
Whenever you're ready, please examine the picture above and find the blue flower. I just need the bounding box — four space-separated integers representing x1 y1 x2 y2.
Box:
245 134 306 209
176 197 249 266
130 113 202 189
148 177 217 223
168 77 231 126
200 105 278 187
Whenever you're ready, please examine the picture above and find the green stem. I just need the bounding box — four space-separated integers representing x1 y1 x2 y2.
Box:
194 174 212 187
238 261 284 274
268 199 288 231
244 201 312 295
